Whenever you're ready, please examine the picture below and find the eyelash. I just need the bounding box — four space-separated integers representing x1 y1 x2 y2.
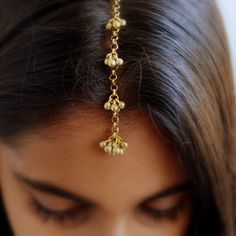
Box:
30 199 89 225
140 202 184 221
30 198 184 226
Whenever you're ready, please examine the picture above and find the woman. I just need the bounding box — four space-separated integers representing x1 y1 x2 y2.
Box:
0 0 235 235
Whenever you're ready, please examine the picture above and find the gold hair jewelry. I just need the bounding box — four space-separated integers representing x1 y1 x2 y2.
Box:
99 0 128 157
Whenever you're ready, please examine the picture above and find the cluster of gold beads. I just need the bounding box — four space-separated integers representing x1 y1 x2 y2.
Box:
106 17 126 30
100 0 128 157
104 96 125 112
104 52 124 68
100 135 128 156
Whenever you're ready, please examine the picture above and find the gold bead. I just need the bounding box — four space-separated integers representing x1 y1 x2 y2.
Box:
121 141 128 149
116 58 124 66
120 19 126 26
104 145 112 153
119 101 125 109
109 59 116 67
106 23 111 30
113 146 119 154
112 148 119 156
111 104 119 112
119 149 124 155
113 20 121 29
104 102 111 110
100 141 106 148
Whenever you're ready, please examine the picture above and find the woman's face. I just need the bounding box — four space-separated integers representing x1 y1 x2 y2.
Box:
0 108 194 236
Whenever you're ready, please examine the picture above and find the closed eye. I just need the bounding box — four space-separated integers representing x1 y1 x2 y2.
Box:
30 198 91 226
139 197 187 221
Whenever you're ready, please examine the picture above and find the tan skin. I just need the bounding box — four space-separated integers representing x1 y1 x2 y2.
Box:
0 108 194 236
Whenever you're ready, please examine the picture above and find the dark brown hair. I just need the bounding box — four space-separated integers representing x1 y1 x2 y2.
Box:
0 0 235 235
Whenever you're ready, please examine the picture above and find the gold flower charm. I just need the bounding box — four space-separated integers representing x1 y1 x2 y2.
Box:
104 97 125 112
104 52 124 68
106 18 127 30
100 135 128 156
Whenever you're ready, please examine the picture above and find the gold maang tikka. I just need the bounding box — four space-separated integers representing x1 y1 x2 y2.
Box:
99 0 128 156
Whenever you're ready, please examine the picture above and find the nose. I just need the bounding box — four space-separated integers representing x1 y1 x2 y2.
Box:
96 214 129 236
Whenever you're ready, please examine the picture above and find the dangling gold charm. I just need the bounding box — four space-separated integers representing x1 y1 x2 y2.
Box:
100 133 128 156
100 0 128 157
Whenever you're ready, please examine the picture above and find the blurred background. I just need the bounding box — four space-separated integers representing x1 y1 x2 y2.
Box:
217 0 236 89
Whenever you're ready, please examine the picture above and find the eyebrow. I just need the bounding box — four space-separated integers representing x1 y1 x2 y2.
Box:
13 171 193 206
143 181 192 202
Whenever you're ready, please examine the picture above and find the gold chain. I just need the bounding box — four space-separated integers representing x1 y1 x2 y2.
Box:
99 0 128 156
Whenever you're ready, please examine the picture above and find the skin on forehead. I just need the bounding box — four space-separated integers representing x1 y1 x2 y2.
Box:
1 108 189 208
0 107 193 235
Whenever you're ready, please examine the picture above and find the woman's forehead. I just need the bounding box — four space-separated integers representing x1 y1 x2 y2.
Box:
0 108 189 205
